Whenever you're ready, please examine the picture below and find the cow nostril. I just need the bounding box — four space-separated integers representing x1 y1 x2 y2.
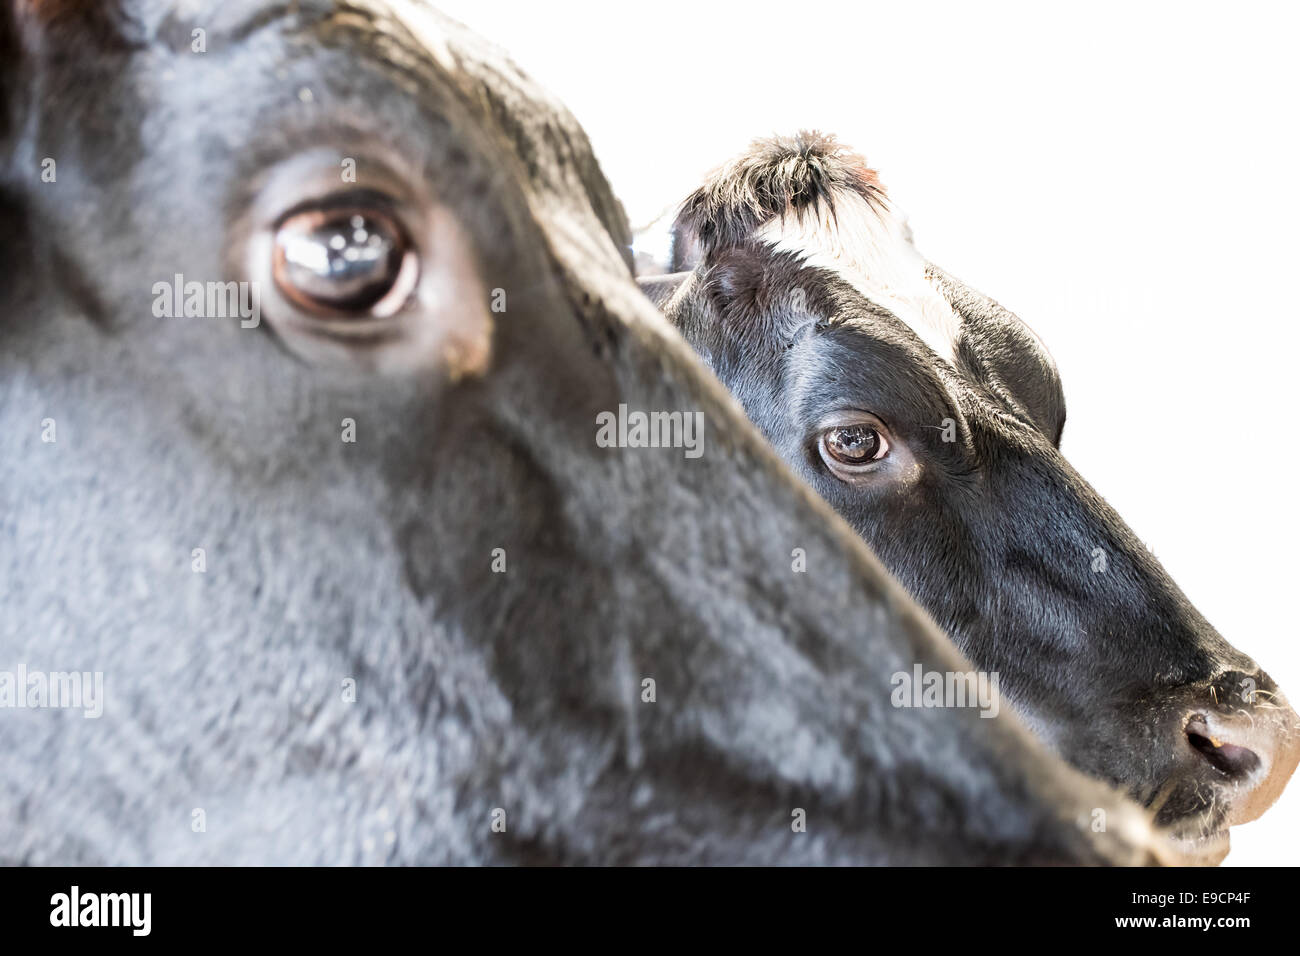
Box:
1185 715 1261 777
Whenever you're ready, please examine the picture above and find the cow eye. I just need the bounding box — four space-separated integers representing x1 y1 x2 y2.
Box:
819 422 890 475
272 207 418 318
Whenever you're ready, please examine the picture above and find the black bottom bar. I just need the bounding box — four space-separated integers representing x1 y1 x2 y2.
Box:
0 865 1285 943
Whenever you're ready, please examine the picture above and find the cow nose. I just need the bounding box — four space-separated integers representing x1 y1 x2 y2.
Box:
1185 715 1260 777
1182 686 1300 827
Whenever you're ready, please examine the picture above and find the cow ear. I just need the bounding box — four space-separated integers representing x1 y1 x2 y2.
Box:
636 271 692 311
968 328 1067 446
701 246 767 319
936 268 1068 446
670 218 704 272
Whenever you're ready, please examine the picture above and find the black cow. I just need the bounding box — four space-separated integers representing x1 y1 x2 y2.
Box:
0 1 1173 865
646 132 1300 862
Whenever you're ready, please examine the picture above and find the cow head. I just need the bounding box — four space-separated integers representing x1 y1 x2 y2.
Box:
652 132 1300 860
0 4 1172 863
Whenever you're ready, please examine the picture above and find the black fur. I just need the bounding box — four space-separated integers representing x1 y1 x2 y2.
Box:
0 1 1162 864
650 135 1300 857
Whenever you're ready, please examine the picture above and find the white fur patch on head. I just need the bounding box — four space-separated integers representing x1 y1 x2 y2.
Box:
754 192 962 363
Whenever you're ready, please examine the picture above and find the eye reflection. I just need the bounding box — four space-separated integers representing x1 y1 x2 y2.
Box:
817 419 893 479
273 208 417 317
824 424 887 464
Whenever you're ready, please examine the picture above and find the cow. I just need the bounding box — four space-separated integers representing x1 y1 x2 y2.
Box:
0 1 1178 865
643 131 1300 862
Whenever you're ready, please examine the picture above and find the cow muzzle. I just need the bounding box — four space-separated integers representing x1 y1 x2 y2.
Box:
1153 669 1300 862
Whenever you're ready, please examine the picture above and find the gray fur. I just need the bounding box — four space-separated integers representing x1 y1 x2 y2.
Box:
0 1 1158 864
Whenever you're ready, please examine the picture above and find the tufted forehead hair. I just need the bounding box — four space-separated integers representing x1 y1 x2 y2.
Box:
672 131 963 364
672 131 888 257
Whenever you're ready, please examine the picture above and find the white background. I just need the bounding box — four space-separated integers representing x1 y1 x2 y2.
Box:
437 0 1300 865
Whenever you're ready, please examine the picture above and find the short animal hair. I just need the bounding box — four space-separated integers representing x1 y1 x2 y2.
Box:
9 0 139 44
672 131 887 257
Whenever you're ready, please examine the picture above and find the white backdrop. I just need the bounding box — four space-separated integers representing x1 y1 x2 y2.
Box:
437 0 1300 865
